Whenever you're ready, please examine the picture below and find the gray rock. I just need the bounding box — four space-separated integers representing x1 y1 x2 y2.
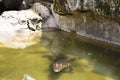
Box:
24 0 53 8
32 2 50 19
31 2 57 28
53 0 120 19
20 1 57 28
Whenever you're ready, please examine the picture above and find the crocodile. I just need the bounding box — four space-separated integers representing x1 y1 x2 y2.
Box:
51 53 75 72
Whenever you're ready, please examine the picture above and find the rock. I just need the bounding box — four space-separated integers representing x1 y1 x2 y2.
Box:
31 2 57 28
53 0 120 19
24 0 53 8
0 0 23 13
32 2 51 19
0 9 42 48
23 74 36 80
19 0 58 28
53 0 72 15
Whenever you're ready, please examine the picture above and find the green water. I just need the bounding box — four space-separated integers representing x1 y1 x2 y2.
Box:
0 30 120 80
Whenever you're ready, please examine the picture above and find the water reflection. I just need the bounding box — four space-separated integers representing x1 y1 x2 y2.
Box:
41 30 120 80
0 30 120 80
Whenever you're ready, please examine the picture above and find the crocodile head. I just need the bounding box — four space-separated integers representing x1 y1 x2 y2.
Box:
53 58 70 72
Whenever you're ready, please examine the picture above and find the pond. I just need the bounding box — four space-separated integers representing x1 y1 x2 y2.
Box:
0 30 120 80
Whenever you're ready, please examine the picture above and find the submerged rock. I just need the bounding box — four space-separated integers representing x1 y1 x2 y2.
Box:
0 9 42 48
23 74 36 80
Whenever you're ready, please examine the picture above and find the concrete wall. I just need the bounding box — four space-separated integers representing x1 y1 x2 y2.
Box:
53 11 120 46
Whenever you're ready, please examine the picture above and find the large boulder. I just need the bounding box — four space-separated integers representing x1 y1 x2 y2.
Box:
21 0 57 28
0 9 42 48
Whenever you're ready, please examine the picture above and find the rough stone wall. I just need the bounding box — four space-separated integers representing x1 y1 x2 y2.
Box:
54 0 120 19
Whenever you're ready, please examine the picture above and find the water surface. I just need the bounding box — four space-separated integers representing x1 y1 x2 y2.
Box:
0 30 120 80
